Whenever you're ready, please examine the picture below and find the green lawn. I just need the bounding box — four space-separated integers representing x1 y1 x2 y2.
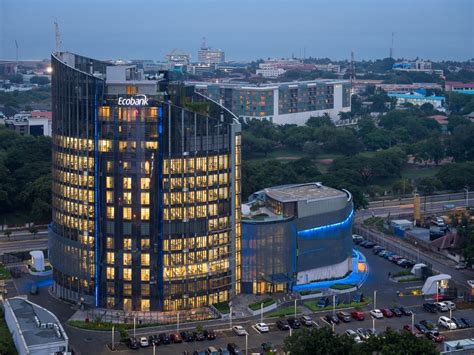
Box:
401 166 440 180
213 302 230 314
248 298 275 311
247 148 308 162
267 306 303 317
304 298 371 312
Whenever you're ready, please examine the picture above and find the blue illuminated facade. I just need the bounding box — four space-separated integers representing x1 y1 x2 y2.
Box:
241 183 353 294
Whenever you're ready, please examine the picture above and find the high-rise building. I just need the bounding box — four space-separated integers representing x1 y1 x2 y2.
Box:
49 52 241 312
197 44 225 64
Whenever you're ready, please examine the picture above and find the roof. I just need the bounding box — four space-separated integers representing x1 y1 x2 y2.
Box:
446 81 474 89
6 297 67 348
388 92 445 100
191 79 349 90
428 115 448 124
31 111 52 119
265 183 346 203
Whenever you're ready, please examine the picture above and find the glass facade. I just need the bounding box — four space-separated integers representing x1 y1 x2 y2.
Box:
50 53 241 311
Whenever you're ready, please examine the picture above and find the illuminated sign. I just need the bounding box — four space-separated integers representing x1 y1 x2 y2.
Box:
118 94 149 106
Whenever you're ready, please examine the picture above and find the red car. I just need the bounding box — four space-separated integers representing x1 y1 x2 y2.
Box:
350 311 365 321
426 331 444 343
403 324 412 332
381 309 394 318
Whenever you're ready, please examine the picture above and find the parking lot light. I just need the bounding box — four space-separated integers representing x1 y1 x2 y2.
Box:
245 333 248 355
373 290 377 310
411 313 414 333
153 343 155 355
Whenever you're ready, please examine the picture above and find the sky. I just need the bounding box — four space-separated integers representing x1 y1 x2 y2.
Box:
0 0 473 62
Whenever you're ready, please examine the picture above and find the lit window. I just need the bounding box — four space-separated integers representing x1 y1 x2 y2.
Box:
140 178 150 189
123 192 132 204
141 192 150 205
123 177 132 189
141 253 150 266
145 141 158 150
141 208 150 220
141 239 150 250
141 269 150 281
106 161 113 172
124 238 132 250
141 299 150 311
123 207 132 220
124 268 132 281
123 161 130 170
106 267 115 280
106 206 114 219
106 191 113 204
126 86 137 95
106 237 114 249
106 176 113 189
124 253 132 266
106 252 115 264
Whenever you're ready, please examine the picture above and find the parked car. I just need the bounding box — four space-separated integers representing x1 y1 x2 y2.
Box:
287 317 301 329
370 309 383 319
426 330 444 343
455 263 467 270
365 242 376 249
232 326 247 336
324 314 340 325
218 348 230 355
423 303 438 313
158 333 170 344
276 320 290 330
227 342 242 355
207 346 219 355
255 322 269 333
381 309 394 318
403 324 412 333
149 335 160 346
261 342 277 353
337 311 351 322
414 323 429 334
345 329 362 343
438 316 457 330
139 337 149 347
300 315 316 327
420 320 437 331
127 337 140 350
356 328 369 340
351 311 365 321
451 317 466 329
399 307 413 316
460 318 472 328
203 329 216 340
434 302 448 312
181 331 194 342
390 308 403 317
170 332 182 343
443 301 456 310
359 240 369 247
194 331 206 341
318 297 330 308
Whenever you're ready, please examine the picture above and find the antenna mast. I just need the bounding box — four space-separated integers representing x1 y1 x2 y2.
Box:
55 21 62 54
390 32 394 58
350 50 355 85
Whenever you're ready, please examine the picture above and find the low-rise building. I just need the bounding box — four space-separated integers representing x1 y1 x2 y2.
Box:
4 297 69 355
4 111 52 136
193 79 351 125
256 67 286 78
393 60 443 75
388 91 446 111
445 81 474 95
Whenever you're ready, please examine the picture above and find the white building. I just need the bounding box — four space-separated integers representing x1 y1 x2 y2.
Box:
4 297 69 355
256 67 286 78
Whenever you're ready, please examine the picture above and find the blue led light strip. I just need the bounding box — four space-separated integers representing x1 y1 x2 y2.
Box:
297 209 354 237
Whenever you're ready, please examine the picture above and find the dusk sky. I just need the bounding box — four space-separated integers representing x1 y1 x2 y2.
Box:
1 0 473 62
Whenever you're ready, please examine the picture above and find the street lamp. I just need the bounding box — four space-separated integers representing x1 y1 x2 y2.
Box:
464 186 469 208
133 316 136 338
261 302 264 324
373 290 377 310
411 313 415 334
111 326 115 350
177 312 180 333
245 332 248 355
294 299 297 318
229 305 233 329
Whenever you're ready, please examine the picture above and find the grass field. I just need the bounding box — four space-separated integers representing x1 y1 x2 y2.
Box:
401 166 440 180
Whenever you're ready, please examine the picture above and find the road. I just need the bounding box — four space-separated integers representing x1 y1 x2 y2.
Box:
0 238 48 253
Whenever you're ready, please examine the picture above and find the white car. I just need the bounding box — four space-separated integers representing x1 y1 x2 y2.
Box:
255 322 269 333
438 316 457 330
139 337 149 347
232 325 248 336
345 329 362 343
370 309 384 319
444 300 456 310
468 280 474 288
455 263 467 270
434 302 448 312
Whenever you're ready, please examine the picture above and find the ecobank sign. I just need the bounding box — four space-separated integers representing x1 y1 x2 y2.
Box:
118 94 149 106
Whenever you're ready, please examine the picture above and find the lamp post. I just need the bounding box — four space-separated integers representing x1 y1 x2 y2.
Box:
372 318 375 333
245 332 248 355
153 343 156 355
133 317 136 338
111 326 115 350
261 302 264 324
177 312 180 333
373 290 377 310
294 299 297 318
229 305 233 329
411 313 415 334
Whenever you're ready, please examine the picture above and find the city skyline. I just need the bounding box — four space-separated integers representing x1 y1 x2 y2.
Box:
1 0 473 62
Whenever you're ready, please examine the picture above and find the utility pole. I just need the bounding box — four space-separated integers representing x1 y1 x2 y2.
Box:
350 51 355 86
464 186 469 208
390 32 395 58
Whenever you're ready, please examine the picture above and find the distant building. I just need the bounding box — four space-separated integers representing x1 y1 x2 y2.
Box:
445 81 474 95
314 63 341 73
256 67 286 78
193 79 351 125
392 60 443 75
198 44 225 64
165 50 191 65
388 91 446 111
428 115 449 133
241 183 353 293
351 80 442 95
4 111 52 136
4 297 69 355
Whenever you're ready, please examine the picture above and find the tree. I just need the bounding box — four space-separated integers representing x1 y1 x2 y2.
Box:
6 74 23 84
306 114 334 128
284 327 355 355
4 229 12 240
417 177 442 195
29 76 50 86
437 162 474 190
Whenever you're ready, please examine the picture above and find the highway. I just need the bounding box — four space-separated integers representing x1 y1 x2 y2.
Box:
0 238 48 253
